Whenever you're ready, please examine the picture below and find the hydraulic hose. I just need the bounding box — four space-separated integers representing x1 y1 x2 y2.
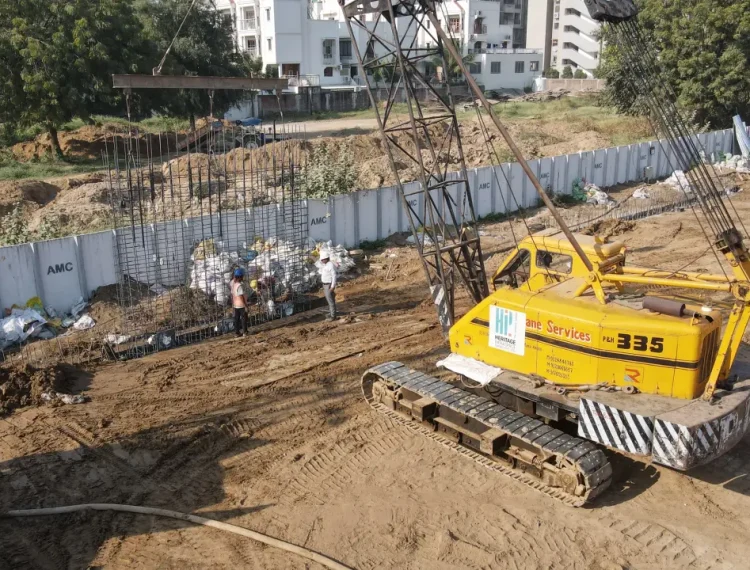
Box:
2 503 352 570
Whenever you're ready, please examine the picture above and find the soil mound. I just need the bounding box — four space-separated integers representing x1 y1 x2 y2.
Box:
0 364 71 415
11 125 161 161
0 180 60 216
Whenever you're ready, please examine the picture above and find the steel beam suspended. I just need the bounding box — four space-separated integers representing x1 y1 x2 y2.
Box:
112 74 288 91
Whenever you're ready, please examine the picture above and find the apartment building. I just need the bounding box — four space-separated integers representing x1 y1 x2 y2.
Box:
216 0 542 91
526 0 601 76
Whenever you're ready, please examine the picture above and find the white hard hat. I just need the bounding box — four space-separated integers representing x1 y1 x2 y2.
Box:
320 250 330 260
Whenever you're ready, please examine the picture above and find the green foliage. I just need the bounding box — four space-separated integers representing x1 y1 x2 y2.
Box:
240 54 264 78
136 0 246 120
359 239 387 250
562 66 574 79
0 205 30 246
599 1 750 128
371 56 401 85
300 142 359 199
264 64 280 78
0 0 151 156
573 69 588 79
431 43 474 83
543 67 560 78
37 216 63 241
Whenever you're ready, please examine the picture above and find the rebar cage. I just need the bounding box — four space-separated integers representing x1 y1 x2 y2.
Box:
103 121 312 359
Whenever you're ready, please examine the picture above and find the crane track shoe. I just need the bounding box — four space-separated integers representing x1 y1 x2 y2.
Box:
362 361 612 507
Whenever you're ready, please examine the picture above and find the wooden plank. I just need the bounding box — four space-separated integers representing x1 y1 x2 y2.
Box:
112 74 287 91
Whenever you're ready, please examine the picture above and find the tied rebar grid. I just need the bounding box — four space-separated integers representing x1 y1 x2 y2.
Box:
104 122 310 360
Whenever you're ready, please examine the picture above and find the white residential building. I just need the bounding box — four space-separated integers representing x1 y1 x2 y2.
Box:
526 0 602 76
216 0 542 92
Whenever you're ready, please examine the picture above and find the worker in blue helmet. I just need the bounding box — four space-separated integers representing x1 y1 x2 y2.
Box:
231 267 248 337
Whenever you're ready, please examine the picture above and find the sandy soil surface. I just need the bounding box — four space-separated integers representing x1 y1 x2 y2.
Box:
3 181 750 569
2 95 651 238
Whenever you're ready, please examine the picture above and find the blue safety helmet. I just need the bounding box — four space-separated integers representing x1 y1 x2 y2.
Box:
234 268 244 278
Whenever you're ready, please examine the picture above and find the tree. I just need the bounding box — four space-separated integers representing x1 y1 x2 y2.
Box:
0 0 151 157
561 65 574 79
598 0 750 127
543 67 560 78
136 0 247 127
240 54 264 78
573 69 587 79
431 40 474 83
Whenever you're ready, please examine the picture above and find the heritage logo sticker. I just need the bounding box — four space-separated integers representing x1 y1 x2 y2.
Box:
489 306 526 356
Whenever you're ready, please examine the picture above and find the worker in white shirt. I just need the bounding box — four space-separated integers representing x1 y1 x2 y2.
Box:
319 251 337 321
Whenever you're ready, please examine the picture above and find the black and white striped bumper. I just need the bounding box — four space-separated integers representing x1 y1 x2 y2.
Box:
577 380 750 470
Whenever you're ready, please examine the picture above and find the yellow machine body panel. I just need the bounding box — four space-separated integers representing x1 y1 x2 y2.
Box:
450 231 723 400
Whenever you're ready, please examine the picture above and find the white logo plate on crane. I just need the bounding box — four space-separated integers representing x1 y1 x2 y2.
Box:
488 306 526 356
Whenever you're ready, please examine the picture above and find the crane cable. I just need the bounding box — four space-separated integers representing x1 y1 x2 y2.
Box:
436 2 553 282
153 0 199 76
473 104 556 281
609 22 729 280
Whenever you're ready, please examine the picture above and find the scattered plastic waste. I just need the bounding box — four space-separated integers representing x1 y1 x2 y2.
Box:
632 187 650 200
105 334 131 345
0 309 47 349
718 154 750 173
70 297 87 317
665 170 692 193
72 315 96 330
41 392 87 405
405 233 443 247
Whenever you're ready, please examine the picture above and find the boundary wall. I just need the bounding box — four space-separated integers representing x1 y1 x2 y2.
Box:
0 128 734 314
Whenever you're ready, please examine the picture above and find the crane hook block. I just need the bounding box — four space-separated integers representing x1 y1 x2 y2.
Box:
583 0 639 23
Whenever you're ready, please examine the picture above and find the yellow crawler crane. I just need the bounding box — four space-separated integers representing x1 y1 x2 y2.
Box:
342 0 750 504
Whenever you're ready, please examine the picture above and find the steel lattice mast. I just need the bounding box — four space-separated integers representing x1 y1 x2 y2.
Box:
340 0 489 332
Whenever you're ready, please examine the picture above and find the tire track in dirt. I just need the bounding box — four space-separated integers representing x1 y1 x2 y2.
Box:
598 515 724 569
278 420 406 507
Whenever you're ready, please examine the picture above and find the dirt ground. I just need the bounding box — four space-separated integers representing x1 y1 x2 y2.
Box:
2 94 652 237
3 181 750 569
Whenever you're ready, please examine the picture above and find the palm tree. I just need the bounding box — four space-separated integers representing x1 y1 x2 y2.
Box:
430 41 475 84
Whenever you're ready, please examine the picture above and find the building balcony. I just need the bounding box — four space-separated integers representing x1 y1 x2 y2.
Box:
340 54 353 63
239 19 258 31
323 54 336 64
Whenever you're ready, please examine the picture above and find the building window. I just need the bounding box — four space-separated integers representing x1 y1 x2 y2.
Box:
339 39 352 58
468 62 481 74
552 39 558 46
448 15 461 33
515 61 524 73
554 23 559 29
491 61 501 74
266 8 271 20
514 13 520 25
323 39 335 60
267 37 272 51
245 38 256 53
426 19 430 29
324 67 333 77
530 61 539 71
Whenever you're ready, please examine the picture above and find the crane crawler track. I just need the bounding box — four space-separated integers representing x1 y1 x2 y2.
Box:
362 362 612 507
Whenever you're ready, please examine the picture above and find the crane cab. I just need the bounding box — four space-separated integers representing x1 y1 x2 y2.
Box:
450 230 722 400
